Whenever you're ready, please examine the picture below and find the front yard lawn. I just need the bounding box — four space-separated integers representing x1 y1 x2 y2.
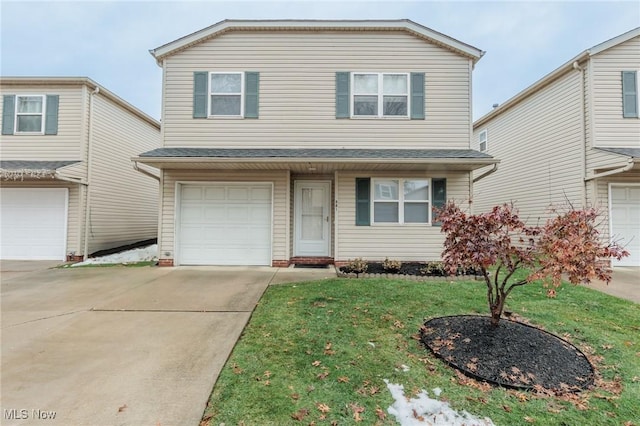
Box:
201 277 640 425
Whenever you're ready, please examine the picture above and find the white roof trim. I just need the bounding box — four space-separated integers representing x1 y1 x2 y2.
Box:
589 27 640 56
150 19 483 63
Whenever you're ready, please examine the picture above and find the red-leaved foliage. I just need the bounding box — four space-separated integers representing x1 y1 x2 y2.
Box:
438 202 629 325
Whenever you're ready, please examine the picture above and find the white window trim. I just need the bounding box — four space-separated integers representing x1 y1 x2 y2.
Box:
478 129 488 152
351 72 410 119
208 72 244 118
14 94 46 134
371 178 431 225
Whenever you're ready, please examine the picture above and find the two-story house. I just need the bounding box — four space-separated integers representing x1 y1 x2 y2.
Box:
134 20 498 267
1 77 160 261
472 28 640 267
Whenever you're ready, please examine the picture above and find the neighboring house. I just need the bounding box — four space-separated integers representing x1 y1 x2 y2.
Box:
472 28 640 267
0 77 161 261
133 19 498 267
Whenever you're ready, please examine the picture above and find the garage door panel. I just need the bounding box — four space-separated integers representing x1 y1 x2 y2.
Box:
0 188 67 260
611 185 640 267
178 184 272 265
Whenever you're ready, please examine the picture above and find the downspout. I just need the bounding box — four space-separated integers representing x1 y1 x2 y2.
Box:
585 159 635 181
132 161 161 182
573 60 588 207
472 163 499 183
83 86 100 261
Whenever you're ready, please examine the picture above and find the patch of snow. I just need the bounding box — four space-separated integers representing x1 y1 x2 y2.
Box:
384 380 495 426
368 341 376 348
432 387 442 397
71 244 158 267
401 364 410 372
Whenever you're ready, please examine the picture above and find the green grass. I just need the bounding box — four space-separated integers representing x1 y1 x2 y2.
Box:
202 277 640 426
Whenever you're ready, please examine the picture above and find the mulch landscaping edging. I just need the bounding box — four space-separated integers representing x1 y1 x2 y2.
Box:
336 271 481 281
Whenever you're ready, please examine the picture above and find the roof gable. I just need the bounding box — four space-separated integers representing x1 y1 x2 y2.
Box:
150 19 483 64
474 27 640 128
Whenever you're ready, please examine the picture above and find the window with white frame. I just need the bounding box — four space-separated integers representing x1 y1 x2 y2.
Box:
16 95 45 133
373 178 430 223
353 73 409 117
210 72 243 116
478 129 488 152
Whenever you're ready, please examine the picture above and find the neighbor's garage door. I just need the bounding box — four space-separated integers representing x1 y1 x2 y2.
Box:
0 188 68 260
178 184 272 265
610 185 640 266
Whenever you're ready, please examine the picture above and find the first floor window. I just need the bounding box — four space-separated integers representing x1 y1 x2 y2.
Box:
210 72 243 116
353 73 409 117
16 95 44 133
373 178 430 223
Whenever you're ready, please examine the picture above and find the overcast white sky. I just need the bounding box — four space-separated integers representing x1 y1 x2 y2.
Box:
1 1 639 121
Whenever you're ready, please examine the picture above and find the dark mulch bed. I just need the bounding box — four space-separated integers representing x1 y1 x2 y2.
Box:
420 315 595 392
340 262 478 276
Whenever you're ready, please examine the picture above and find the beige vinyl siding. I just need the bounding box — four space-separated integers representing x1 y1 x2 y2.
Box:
159 170 289 262
0 85 85 161
473 70 585 222
162 30 471 149
85 94 160 254
0 180 81 255
586 148 633 176
335 170 469 261
591 35 640 148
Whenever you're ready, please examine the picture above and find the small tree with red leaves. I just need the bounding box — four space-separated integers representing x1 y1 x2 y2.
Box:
438 202 629 326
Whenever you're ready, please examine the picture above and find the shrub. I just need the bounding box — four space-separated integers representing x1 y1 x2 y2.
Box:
345 258 368 275
437 202 629 326
382 257 402 273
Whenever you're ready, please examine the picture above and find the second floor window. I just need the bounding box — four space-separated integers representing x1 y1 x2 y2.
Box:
16 95 45 133
353 73 409 117
210 72 243 116
478 129 488 152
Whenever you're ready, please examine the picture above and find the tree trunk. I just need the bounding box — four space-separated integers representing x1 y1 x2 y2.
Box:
489 295 505 326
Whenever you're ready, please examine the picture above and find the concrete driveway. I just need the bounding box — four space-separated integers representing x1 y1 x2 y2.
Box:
588 266 640 303
1 264 335 426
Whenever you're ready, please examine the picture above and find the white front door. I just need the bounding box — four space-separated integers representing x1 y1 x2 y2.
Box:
294 181 331 257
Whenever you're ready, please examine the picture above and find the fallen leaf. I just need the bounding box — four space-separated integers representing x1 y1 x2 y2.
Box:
232 363 243 374
290 393 300 401
338 376 350 383
375 407 386 420
118 404 127 413
502 405 512 413
412 408 425 421
317 372 329 380
524 416 536 423
264 370 272 378
312 360 321 367
316 403 330 413
290 408 309 421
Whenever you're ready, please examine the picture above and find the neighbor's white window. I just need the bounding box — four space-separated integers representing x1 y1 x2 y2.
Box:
479 129 488 152
15 95 45 133
210 72 243 116
353 73 409 117
373 178 430 224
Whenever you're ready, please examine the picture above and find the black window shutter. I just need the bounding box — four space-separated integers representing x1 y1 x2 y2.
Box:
410 72 425 119
355 178 370 226
244 71 259 118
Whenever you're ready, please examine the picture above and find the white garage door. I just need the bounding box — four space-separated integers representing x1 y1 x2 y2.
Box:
178 184 272 265
0 188 68 260
610 185 640 267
